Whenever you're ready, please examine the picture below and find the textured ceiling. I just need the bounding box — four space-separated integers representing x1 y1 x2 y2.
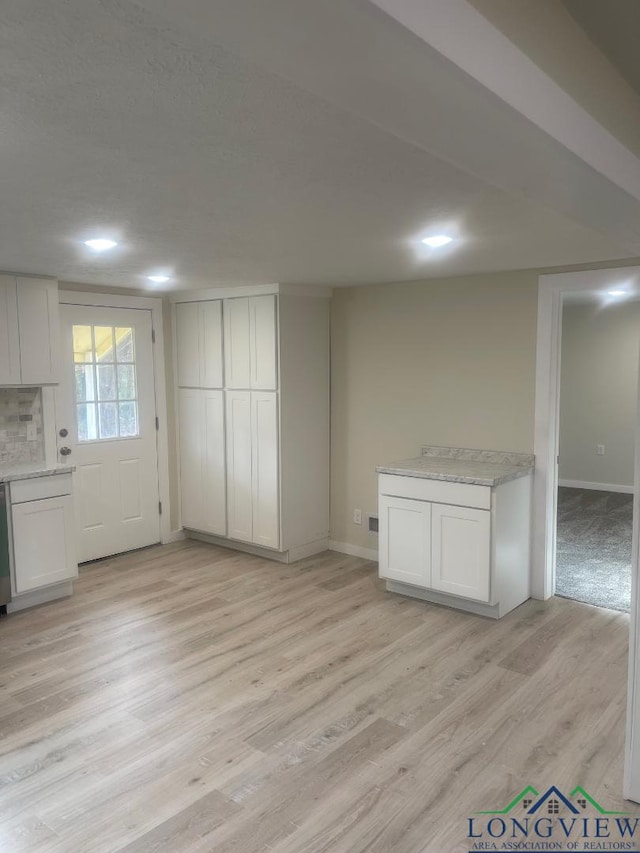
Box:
0 0 634 290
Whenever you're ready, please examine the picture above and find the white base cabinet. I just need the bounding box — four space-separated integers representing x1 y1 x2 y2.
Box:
379 473 531 618
9 474 77 600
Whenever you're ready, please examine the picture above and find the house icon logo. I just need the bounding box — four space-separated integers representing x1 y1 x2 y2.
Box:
467 784 637 851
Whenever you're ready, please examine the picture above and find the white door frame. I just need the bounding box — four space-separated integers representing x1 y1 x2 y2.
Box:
533 265 640 801
53 291 173 547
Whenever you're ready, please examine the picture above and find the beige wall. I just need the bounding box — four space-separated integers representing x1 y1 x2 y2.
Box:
559 301 640 488
330 271 539 551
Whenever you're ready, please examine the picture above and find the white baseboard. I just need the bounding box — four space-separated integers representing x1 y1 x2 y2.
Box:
558 479 634 495
328 540 378 561
162 529 187 544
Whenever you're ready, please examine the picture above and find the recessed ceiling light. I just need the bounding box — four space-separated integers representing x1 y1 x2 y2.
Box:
422 235 453 248
84 238 118 252
607 289 627 296
147 275 170 284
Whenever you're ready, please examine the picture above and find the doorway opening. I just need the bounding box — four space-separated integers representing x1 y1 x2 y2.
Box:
555 293 636 613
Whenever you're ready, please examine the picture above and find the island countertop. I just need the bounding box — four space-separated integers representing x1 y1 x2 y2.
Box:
0 463 75 484
376 446 534 487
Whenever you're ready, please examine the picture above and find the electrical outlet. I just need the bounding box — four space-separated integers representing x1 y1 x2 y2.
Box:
26 423 38 441
597 444 605 456
353 508 362 525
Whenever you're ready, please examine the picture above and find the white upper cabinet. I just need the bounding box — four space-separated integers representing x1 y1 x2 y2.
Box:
0 276 60 385
0 277 20 385
250 295 277 390
223 298 252 389
224 295 277 390
176 302 200 387
200 301 224 389
176 301 223 388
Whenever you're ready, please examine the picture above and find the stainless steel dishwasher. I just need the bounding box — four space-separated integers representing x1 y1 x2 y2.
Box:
0 485 10 614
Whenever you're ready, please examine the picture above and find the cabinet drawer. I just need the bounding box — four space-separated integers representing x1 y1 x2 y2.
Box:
10 474 73 504
378 474 490 510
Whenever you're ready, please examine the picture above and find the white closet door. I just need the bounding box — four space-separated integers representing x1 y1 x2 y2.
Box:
0 276 20 385
200 301 223 389
251 391 279 549
431 504 491 602
224 298 251 389
249 295 277 390
176 302 200 388
178 388 204 530
225 390 253 542
16 278 60 385
202 390 226 535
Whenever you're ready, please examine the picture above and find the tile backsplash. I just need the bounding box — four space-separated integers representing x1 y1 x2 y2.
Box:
0 387 45 464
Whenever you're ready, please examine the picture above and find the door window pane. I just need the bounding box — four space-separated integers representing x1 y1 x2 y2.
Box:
72 324 141 441
119 401 138 437
117 364 136 400
116 328 134 362
77 403 98 442
73 326 94 363
75 364 95 402
94 327 115 362
98 402 118 439
97 364 117 401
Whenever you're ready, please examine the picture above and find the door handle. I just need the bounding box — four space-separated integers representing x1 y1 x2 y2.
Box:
60 447 72 456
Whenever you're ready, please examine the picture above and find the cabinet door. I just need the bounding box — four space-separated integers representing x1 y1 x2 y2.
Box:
16 278 60 385
431 504 491 602
225 390 252 542
178 388 204 529
176 302 200 387
202 390 226 535
251 391 279 549
12 495 77 593
0 276 20 384
200 301 224 389
249 295 277 390
378 495 431 586
224 298 251 389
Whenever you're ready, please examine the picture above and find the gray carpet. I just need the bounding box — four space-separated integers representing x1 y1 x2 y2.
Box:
556 487 632 612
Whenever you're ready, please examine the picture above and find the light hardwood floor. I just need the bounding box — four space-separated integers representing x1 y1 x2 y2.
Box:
0 540 632 852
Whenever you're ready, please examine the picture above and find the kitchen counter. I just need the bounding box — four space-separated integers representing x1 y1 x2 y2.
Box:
0 462 75 484
376 446 534 487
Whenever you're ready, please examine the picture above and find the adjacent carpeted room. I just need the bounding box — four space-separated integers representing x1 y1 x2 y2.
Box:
556 486 633 612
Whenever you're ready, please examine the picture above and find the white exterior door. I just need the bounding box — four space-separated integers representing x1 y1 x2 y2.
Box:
431 504 491 602
58 305 161 562
378 495 431 586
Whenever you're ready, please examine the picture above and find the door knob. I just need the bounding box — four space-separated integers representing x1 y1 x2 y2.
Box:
60 447 72 456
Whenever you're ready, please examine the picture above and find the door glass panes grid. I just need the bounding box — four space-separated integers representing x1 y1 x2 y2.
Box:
73 325 139 441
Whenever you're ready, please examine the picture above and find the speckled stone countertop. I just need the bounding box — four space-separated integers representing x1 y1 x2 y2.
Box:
376 447 534 487
0 463 75 484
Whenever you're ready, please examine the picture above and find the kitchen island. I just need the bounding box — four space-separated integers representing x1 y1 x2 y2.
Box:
376 446 534 618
